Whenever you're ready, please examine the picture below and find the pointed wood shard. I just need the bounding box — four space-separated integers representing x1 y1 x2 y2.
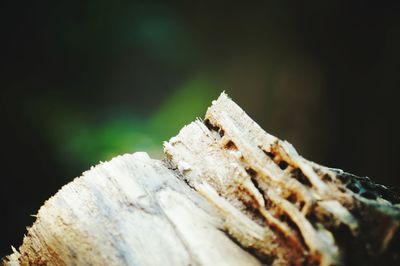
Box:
164 93 400 266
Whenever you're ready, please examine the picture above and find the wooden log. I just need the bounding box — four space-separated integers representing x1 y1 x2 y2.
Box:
3 93 400 266
3 152 259 266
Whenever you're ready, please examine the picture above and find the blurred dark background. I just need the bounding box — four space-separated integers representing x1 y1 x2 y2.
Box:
1 0 400 257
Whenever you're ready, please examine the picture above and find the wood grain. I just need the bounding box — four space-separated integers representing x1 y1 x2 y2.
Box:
4 93 399 266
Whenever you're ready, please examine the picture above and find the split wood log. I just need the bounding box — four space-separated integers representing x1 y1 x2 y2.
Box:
4 153 260 266
3 93 400 266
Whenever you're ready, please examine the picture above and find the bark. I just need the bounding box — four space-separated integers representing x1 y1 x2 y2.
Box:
3 93 400 266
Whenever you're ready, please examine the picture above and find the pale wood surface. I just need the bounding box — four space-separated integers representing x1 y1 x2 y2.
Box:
164 93 400 266
4 93 400 266
4 152 259 266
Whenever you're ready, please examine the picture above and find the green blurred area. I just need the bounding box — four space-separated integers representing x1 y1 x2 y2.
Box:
15 2 221 172
30 75 219 170
8 1 399 183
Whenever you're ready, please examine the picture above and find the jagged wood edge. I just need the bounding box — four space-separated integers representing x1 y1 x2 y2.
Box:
164 92 400 266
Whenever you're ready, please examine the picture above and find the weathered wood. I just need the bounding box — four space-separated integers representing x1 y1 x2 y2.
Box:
3 93 400 266
164 93 400 265
3 153 260 266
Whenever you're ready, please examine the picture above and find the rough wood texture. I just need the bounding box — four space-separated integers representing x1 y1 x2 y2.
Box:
3 93 400 266
164 93 400 265
3 152 259 266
